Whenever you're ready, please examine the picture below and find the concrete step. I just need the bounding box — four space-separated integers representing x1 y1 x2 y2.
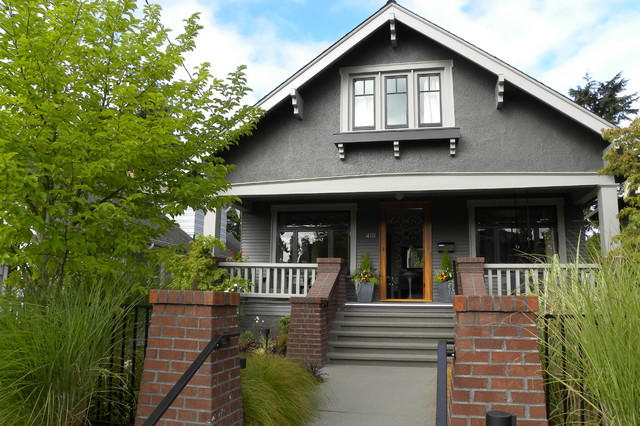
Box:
329 340 439 355
325 351 439 367
326 303 454 366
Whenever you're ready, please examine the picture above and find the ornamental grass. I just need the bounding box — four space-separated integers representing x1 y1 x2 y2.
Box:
538 251 640 425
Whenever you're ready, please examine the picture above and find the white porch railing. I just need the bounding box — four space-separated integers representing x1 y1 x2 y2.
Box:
219 262 318 298
484 263 598 296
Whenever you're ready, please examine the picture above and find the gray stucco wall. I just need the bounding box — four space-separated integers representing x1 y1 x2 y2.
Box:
224 22 605 184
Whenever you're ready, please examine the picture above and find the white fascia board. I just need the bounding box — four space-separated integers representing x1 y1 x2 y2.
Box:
227 173 616 197
256 3 613 135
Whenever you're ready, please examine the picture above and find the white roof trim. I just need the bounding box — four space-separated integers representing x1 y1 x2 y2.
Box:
256 2 613 135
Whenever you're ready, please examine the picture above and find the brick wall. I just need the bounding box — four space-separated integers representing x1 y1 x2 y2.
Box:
287 258 346 365
136 290 243 426
450 295 548 426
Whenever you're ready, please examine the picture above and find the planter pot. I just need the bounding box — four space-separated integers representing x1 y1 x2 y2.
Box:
357 281 375 302
438 281 454 303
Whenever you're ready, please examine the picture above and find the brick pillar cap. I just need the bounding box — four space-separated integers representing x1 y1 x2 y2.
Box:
454 295 539 313
455 257 485 263
317 258 343 265
149 289 240 306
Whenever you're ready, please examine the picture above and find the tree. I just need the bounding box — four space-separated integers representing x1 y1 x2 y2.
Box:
601 117 640 250
0 0 262 289
569 72 638 125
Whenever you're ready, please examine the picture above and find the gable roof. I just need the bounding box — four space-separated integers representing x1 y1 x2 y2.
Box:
256 1 613 135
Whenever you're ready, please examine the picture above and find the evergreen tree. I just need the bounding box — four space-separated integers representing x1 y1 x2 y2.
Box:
569 72 638 125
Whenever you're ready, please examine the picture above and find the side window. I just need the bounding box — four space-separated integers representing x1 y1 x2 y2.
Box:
418 74 442 127
353 78 375 129
385 75 408 128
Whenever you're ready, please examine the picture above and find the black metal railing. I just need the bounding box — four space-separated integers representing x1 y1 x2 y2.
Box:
436 339 455 426
142 332 240 426
89 304 152 426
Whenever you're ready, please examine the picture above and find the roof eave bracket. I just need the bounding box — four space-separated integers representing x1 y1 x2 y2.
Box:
390 13 397 48
496 74 505 109
291 88 303 120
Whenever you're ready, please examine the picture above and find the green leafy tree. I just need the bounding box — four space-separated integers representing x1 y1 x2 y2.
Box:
568 72 638 125
0 0 261 289
601 117 640 250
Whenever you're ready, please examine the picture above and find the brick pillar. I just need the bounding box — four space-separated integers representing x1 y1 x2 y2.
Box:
456 257 487 295
287 258 345 365
136 290 243 426
450 295 548 426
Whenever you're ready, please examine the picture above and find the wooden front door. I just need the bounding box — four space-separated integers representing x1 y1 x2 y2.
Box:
379 202 432 302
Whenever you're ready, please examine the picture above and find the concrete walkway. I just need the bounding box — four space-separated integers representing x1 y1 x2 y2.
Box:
312 364 437 426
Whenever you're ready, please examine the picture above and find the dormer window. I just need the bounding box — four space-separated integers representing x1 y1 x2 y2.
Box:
340 60 455 132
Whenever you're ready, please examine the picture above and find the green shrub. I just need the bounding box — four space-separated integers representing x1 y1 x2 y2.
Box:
0 275 136 425
241 354 321 426
538 251 640 425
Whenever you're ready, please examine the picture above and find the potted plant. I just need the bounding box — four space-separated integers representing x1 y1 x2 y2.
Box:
435 248 455 303
352 252 378 302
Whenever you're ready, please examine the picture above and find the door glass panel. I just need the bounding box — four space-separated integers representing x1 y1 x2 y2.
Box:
385 209 423 299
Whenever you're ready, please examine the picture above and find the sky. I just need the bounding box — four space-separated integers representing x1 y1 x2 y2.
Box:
144 0 640 114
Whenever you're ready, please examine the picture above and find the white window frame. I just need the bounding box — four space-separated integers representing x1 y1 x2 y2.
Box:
467 199 567 263
270 203 357 268
340 60 455 132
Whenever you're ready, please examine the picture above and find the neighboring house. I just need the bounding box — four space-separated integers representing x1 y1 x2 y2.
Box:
221 1 619 303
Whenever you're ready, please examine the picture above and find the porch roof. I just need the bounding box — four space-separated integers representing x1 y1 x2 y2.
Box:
226 172 615 199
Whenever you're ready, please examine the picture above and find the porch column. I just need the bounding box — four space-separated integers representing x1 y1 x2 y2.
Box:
598 184 620 255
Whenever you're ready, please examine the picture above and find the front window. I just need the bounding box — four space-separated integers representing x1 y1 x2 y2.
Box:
340 60 454 132
476 206 557 263
276 211 350 263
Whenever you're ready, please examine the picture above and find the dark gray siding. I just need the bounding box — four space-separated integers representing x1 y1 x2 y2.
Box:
241 204 271 262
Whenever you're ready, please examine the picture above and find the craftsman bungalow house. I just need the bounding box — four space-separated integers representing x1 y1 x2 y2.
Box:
220 1 619 305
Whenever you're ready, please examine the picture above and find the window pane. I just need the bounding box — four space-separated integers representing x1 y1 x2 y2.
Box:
386 76 407 128
364 78 374 94
354 78 375 129
297 231 328 263
332 230 349 261
354 95 374 128
387 93 407 127
420 92 441 124
397 76 407 92
430 75 440 90
354 80 364 96
277 231 294 263
386 77 396 93
419 74 442 126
